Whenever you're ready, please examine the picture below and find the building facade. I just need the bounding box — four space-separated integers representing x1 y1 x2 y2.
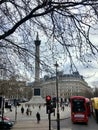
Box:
38 71 93 100
0 77 32 100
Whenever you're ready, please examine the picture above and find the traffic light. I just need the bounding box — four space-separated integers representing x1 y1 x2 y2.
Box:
46 95 51 114
46 95 51 103
50 103 55 113
46 95 55 114
52 97 56 108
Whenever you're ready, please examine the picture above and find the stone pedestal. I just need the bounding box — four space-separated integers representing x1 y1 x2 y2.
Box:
26 82 45 106
26 96 45 106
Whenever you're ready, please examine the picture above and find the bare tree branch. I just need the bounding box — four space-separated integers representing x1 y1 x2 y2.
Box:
0 0 98 79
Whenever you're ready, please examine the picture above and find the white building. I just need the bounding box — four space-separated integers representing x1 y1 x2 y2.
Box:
37 71 93 100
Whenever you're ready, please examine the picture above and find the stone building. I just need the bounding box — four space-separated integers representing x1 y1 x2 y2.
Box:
0 77 32 100
39 71 93 100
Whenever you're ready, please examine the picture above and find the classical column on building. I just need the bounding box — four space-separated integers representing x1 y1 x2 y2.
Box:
26 33 45 105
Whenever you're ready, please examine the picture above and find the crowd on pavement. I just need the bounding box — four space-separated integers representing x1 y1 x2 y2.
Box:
4 103 71 130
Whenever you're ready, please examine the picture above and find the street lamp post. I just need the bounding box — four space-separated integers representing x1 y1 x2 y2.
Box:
15 87 19 122
54 61 60 130
1 96 5 122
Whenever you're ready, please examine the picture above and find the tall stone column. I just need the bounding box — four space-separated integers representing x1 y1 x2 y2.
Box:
33 33 41 96
34 33 41 83
25 33 45 105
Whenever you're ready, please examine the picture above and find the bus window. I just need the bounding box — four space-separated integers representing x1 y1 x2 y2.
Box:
72 99 85 112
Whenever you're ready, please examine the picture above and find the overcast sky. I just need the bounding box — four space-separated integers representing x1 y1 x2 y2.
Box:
42 24 98 88
25 32 98 88
75 25 98 88
17 23 98 89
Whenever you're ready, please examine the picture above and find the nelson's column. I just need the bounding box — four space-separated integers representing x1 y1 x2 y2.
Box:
26 33 45 105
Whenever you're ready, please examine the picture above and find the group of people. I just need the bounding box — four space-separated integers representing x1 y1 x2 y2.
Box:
26 107 32 116
21 106 32 115
21 106 41 123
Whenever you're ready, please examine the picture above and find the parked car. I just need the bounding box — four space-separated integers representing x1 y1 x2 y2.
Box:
0 119 14 129
0 115 14 129
0 115 10 121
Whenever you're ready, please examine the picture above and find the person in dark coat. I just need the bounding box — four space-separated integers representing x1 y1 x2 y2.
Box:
36 112 40 123
21 106 24 114
26 108 29 116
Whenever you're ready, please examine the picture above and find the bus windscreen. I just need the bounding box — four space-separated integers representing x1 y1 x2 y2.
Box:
72 99 85 112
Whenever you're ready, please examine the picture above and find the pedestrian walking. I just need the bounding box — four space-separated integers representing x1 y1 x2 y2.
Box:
39 105 41 110
29 108 32 115
62 105 64 111
26 108 29 116
21 106 24 114
36 112 41 123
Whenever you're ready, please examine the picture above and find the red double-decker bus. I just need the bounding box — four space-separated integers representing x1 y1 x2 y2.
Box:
85 98 91 117
70 96 88 124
